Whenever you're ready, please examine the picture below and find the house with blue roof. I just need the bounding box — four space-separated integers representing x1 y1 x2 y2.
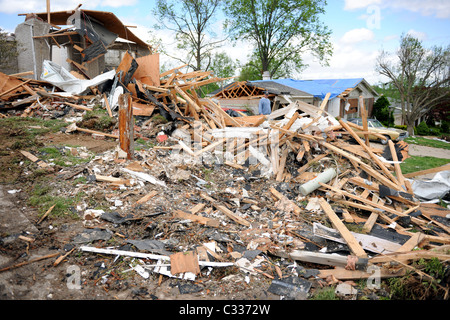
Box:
211 78 379 119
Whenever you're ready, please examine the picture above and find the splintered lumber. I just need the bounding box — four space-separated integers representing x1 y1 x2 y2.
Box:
20 150 51 169
403 163 450 179
362 212 379 233
396 232 426 253
79 246 234 268
118 93 134 160
269 187 301 215
0 252 59 273
0 79 32 98
75 126 119 139
318 92 331 115
319 140 402 191
174 85 201 113
173 210 220 228
319 198 367 258
37 204 56 224
369 251 450 264
53 248 76 267
360 96 370 147
170 251 201 275
318 267 405 280
64 102 93 112
320 182 407 217
216 205 250 227
272 249 366 269
339 119 400 188
134 190 158 206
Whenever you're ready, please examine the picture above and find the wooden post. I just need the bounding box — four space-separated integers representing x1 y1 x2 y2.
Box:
118 93 134 160
47 0 51 24
359 96 370 147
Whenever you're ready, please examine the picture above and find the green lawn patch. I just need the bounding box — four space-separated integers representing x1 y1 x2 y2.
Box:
405 136 450 150
400 156 450 175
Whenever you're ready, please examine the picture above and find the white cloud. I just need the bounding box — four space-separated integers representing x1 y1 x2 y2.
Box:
344 0 450 19
340 28 375 44
344 0 382 11
0 0 138 14
406 29 428 41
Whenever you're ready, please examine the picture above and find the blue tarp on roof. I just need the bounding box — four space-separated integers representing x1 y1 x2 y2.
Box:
252 78 364 100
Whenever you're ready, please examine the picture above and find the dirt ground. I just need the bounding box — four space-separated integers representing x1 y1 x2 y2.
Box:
1 128 448 302
0 130 282 301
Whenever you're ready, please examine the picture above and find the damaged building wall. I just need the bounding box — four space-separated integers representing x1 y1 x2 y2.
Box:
14 18 51 80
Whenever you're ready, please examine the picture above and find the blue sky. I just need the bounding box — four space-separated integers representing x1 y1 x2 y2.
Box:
1 0 449 84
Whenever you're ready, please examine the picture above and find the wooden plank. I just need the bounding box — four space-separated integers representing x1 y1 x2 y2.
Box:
396 233 426 253
319 92 331 115
339 119 400 188
118 94 134 160
75 127 119 139
170 251 200 275
269 187 302 216
403 163 450 179
103 93 113 117
64 102 93 112
20 150 51 169
320 182 406 217
135 190 158 206
173 210 220 228
388 140 406 189
0 79 31 98
362 212 379 233
216 205 250 227
318 267 405 280
189 203 206 214
193 138 225 157
319 140 402 191
360 96 370 147
319 198 367 258
276 147 289 182
272 249 357 268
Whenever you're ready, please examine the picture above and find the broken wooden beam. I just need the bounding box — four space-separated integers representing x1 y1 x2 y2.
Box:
319 198 367 258
118 93 134 160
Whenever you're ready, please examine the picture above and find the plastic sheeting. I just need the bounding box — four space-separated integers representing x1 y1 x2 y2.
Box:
41 60 116 95
410 171 450 201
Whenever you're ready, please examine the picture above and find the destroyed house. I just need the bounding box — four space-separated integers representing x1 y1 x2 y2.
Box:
212 78 379 118
13 8 152 80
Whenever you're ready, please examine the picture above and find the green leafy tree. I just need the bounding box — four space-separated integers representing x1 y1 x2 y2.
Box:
224 0 332 78
152 0 226 72
201 51 237 95
373 95 394 127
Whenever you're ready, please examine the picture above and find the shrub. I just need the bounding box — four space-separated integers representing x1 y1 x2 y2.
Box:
441 121 449 134
415 121 429 135
394 125 407 130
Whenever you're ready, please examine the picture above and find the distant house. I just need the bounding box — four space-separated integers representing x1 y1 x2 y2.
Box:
211 78 379 119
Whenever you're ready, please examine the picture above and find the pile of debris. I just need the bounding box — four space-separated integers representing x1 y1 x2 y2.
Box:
1 53 449 300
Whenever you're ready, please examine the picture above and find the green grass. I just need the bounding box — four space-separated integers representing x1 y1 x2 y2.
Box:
38 146 92 167
309 286 339 300
0 117 67 149
28 182 83 219
400 156 450 175
405 136 450 150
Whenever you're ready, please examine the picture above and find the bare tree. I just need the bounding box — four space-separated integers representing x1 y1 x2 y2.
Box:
152 0 226 72
376 34 450 135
